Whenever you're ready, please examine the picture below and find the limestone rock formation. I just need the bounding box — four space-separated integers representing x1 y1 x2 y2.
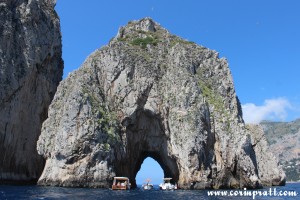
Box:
0 0 63 183
246 124 286 186
37 18 284 189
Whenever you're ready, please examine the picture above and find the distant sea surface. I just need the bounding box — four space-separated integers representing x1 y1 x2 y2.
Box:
0 183 299 200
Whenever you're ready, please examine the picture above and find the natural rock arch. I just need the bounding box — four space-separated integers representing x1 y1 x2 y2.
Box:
113 109 180 188
37 18 285 189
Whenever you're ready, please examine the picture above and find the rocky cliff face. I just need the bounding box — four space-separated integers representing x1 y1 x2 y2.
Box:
246 124 286 185
0 0 63 183
37 18 284 189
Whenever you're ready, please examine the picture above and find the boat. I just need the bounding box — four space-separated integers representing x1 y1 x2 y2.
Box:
159 178 177 190
111 177 131 190
142 178 154 190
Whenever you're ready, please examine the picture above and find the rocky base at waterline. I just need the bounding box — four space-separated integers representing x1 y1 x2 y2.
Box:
37 18 285 189
0 0 63 182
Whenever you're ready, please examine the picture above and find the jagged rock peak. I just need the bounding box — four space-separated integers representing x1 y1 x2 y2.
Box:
117 17 160 38
114 17 175 41
1 0 56 7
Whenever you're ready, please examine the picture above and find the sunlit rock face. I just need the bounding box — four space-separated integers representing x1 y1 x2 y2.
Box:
0 0 63 183
246 124 286 186
37 18 284 189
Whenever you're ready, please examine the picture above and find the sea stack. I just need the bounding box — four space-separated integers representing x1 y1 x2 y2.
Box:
0 0 63 183
37 18 285 189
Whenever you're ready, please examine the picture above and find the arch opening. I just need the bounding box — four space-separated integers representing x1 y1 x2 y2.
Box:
136 157 163 185
131 151 179 188
114 109 180 188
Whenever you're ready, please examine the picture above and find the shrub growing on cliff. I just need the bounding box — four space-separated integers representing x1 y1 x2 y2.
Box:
130 37 158 48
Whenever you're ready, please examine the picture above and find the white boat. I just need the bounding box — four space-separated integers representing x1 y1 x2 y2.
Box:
142 178 154 190
143 183 154 190
159 178 177 190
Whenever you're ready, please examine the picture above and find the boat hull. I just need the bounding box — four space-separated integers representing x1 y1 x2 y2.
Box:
143 184 154 190
112 185 130 190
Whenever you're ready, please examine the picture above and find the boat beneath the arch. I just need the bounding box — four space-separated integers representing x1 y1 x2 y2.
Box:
142 178 154 190
159 178 178 190
111 177 131 190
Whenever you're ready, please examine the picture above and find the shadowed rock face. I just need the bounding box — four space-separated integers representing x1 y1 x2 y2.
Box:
37 18 284 189
0 0 63 183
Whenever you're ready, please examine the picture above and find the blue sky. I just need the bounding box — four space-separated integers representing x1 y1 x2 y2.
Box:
55 0 300 184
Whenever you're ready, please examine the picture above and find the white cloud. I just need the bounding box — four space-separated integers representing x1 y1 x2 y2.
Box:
242 98 292 124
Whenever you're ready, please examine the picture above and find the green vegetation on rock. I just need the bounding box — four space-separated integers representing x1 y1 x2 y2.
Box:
198 78 231 131
82 86 121 145
130 36 158 48
170 37 195 47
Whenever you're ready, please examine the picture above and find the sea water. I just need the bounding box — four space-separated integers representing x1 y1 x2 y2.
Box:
0 183 299 200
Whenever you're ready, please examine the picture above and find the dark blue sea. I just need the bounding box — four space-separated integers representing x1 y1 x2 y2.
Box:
0 183 299 200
